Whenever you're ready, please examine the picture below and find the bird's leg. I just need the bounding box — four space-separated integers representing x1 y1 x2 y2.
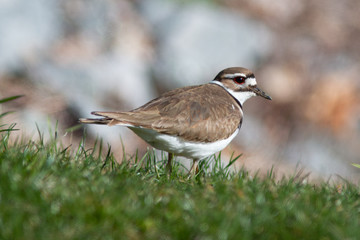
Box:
166 152 173 174
187 159 198 176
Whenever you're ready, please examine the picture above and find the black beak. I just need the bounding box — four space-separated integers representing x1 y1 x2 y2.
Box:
251 86 272 100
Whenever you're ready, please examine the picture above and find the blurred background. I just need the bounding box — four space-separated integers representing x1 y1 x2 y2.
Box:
0 0 359 180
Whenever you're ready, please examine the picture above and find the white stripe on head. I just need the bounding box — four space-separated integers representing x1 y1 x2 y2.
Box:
211 77 257 87
223 73 247 78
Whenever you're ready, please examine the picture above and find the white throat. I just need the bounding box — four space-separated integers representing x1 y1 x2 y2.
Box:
211 81 256 105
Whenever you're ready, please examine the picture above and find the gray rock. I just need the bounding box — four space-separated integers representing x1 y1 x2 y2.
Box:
284 129 358 178
139 1 273 89
0 0 61 72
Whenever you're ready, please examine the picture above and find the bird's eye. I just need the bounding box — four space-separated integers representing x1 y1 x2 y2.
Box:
234 76 245 84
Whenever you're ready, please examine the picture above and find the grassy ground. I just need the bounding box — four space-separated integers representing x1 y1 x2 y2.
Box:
1 126 360 240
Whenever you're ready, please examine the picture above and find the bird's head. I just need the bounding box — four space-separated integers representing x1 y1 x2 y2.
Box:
212 67 272 105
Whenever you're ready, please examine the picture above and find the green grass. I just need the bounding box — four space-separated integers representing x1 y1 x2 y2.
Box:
0 128 360 240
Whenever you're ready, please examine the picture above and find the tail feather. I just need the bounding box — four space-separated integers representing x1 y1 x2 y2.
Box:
79 111 131 126
79 118 112 125
91 111 107 116
91 111 131 120
80 111 140 127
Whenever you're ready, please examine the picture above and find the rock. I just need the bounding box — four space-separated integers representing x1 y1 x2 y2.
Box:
0 0 61 72
139 1 273 89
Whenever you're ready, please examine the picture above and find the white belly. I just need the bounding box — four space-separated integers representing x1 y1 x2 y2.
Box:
128 127 239 160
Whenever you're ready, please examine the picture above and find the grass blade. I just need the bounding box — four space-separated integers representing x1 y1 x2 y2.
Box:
225 153 243 170
352 163 360 169
0 111 15 119
0 95 24 104
0 128 19 133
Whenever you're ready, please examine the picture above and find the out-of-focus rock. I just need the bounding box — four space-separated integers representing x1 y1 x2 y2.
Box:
0 0 157 154
45 0 156 109
224 0 305 26
139 0 273 89
260 66 303 103
0 0 61 72
285 133 357 178
304 72 359 134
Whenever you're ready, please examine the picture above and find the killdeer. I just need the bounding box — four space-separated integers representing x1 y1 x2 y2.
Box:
80 67 271 173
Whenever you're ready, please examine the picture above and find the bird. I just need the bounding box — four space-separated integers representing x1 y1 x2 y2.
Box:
79 67 271 174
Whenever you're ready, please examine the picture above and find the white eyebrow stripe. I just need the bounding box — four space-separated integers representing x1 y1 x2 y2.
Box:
223 73 246 78
215 75 257 86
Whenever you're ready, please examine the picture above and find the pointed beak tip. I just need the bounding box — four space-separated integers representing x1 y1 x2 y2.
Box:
251 86 272 101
